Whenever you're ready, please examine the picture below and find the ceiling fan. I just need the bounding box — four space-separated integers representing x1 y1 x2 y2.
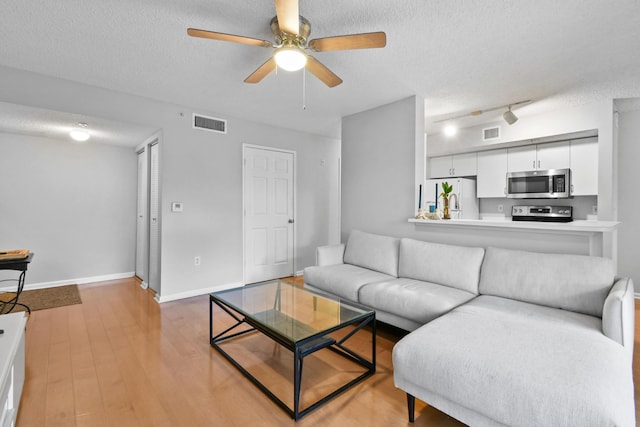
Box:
187 0 386 88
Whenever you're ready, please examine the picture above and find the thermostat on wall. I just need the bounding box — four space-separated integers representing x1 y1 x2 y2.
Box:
171 202 183 212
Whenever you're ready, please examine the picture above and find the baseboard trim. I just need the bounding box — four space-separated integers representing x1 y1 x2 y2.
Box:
0 272 135 292
295 270 304 276
155 281 243 304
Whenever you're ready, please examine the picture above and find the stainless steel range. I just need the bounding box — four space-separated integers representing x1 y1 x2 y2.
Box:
511 205 573 222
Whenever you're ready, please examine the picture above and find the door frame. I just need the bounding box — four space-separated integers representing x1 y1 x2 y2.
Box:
242 144 297 284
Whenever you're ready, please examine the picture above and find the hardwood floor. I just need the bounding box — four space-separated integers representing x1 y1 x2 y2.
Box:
15 277 640 426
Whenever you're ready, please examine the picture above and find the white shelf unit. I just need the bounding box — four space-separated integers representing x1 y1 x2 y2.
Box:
0 312 27 427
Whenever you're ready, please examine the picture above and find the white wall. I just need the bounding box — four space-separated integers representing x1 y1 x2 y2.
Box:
341 96 424 240
617 108 640 290
0 65 340 300
0 133 136 286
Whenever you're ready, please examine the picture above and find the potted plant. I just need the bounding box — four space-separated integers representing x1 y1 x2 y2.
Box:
439 182 453 219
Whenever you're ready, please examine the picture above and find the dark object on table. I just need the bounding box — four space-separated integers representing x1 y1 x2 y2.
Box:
0 252 34 314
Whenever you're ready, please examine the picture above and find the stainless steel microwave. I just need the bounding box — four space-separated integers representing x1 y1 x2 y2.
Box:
506 168 571 199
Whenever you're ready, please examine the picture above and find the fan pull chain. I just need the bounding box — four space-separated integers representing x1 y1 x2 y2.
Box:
302 67 307 110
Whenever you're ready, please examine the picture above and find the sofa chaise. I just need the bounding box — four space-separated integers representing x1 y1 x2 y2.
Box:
303 230 635 426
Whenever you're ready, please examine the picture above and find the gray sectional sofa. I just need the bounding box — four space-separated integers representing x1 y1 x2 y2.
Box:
303 230 635 426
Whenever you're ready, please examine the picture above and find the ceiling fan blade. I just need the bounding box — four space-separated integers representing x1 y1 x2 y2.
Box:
187 28 272 47
309 32 386 52
244 58 277 84
306 56 342 88
275 0 300 35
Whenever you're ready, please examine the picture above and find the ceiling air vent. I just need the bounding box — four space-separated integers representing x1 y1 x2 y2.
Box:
193 113 227 134
483 126 501 141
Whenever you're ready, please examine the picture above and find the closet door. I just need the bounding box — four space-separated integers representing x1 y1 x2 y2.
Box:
148 141 160 293
135 148 148 283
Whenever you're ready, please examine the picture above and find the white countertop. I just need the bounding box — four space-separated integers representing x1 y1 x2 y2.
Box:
408 217 620 233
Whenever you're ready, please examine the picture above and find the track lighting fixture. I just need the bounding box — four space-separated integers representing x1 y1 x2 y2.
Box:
434 100 530 131
503 106 518 125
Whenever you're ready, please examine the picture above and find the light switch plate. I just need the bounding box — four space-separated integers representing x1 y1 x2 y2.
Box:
171 202 183 212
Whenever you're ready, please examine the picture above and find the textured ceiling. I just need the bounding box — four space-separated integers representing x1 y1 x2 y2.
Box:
1 0 640 145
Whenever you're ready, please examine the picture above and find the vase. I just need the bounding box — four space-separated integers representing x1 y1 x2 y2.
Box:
442 196 450 220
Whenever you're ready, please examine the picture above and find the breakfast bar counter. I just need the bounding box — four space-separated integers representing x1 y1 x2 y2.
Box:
408 218 619 257
408 218 619 232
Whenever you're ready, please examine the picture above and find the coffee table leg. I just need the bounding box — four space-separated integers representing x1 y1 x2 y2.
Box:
293 346 302 420
209 296 213 344
372 315 377 371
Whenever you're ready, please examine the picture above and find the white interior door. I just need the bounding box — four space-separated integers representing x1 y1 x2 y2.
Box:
244 146 295 284
148 141 160 292
135 148 148 283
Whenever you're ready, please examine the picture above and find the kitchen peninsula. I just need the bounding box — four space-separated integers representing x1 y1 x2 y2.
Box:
408 217 619 257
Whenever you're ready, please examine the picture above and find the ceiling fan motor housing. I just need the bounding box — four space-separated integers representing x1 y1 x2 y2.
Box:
270 16 311 47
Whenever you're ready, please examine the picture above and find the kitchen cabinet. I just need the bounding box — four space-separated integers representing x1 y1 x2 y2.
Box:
570 137 598 195
507 141 570 172
477 149 508 198
428 153 477 178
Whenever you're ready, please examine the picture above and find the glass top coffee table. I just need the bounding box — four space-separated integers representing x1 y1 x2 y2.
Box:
209 280 376 420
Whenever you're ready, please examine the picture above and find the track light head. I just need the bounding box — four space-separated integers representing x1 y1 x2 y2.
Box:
503 107 518 125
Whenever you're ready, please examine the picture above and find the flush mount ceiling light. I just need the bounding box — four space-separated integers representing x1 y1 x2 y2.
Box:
70 122 90 142
503 105 518 125
274 45 307 71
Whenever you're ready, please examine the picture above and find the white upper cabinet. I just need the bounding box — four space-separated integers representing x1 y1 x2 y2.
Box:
570 138 598 195
435 138 597 199
477 149 508 198
507 141 570 172
453 153 478 176
428 153 477 178
537 141 571 170
429 156 454 178
507 145 537 172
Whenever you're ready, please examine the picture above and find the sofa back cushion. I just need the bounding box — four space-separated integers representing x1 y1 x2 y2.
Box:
479 247 615 317
399 238 485 294
343 230 400 277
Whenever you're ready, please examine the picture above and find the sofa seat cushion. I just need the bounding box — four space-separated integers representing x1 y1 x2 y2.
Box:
399 238 484 295
479 246 615 317
359 278 476 324
343 230 400 277
393 295 635 427
303 264 394 301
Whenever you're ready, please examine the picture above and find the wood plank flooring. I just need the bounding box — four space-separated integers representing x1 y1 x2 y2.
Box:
14 277 640 426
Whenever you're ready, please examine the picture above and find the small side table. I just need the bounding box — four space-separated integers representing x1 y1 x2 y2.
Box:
0 253 34 315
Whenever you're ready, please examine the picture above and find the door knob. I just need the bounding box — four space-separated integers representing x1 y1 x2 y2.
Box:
288 219 295 224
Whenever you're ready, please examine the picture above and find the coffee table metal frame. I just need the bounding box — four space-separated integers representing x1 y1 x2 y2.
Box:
209 281 376 420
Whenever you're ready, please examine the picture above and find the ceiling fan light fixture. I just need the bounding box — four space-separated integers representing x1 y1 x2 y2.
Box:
274 46 307 71
503 106 518 125
70 122 90 142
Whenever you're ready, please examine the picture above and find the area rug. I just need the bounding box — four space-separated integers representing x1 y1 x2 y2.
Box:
0 284 82 313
